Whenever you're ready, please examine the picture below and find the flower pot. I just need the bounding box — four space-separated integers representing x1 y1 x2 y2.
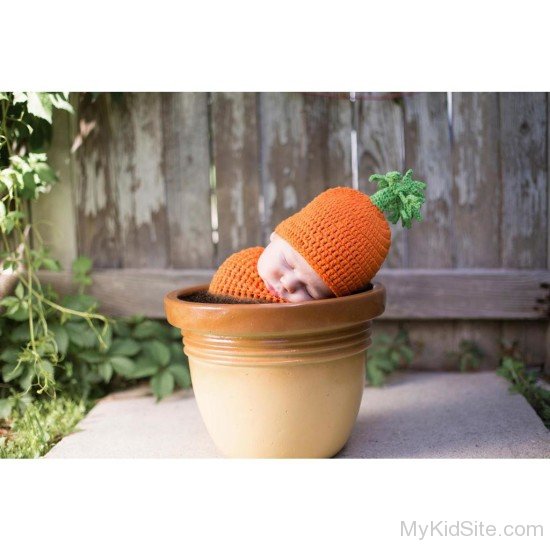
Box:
164 283 385 458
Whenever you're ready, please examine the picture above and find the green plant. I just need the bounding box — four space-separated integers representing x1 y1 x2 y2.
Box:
0 396 88 458
0 92 111 403
1 92 191 426
447 339 485 372
366 328 414 386
497 356 550 429
0 256 191 420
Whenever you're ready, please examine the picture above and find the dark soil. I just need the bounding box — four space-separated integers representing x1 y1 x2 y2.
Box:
179 283 374 305
180 289 269 304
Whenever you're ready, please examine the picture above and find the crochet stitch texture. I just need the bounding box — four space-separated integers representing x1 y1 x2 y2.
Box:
274 187 391 297
208 246 286 303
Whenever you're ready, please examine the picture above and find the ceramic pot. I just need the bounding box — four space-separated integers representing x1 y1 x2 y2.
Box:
164 283 385 458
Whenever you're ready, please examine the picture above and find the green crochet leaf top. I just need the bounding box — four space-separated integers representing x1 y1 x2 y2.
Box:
369 169 427 228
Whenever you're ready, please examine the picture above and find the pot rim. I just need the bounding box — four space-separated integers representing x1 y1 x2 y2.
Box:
165 283 386 336
165 282 383 309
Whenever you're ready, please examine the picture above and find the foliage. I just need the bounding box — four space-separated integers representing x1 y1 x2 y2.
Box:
0 396 87 458
0 256 191 420
366 328 414 386
497 356 550 429
447 339 485 372
1 92 191 431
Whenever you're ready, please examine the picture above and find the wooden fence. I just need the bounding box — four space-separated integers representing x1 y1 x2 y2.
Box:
36 92 550 371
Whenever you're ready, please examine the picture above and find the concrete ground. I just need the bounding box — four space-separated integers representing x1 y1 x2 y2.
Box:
46 371 550 459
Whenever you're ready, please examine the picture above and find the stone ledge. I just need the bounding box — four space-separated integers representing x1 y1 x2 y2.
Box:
46 371 550 459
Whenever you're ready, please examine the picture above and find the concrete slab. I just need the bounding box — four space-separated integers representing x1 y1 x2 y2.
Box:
46 371 550 459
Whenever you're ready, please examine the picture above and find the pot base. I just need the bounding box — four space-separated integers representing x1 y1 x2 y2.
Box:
189 352 366 458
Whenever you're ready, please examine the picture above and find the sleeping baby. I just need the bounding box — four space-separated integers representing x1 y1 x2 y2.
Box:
208 170 426 304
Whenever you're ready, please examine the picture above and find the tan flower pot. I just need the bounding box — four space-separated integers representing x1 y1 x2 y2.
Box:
164 283 385 458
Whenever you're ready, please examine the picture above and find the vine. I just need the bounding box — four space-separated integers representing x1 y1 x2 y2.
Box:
0 92 191 425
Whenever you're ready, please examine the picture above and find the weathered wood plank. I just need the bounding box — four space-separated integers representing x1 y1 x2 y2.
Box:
108 93 169 268
211 93 262 263
327 95 353 187
40 268 550 319
452 93 501 267
376 269 550 320
357 94 406 268
33 105 78 269
403 92 453 368
500 93 548 368
404 92 453 268
259 93 331 240
452 92 502 368
74 93 122 267
162 93 214 269
500 93 547 268
547 92 550 375
40 269 212 318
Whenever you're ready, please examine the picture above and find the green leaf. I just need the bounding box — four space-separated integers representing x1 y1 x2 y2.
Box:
49 93 74 114
14 282 25 300
50 324 69 356
366 363 384 387
112 321 131 338
72 255 92 276
62 294 98 312
0 201 5 221
2 363 23 383
9 323 31 343
110 356 135 377
12 92 27 104
146 341 170 367
110 338 140 357
132 320 166 340
151 370 174 400
41 257 61 271
125 357 158 379
169 342 186 363
98 361 113 383
34 162 56 183
168 364 191 389
0 398 13 420
77 350 105 364
0 348 20 363
25 92 53 123
19 366 35 391
65 322 97 348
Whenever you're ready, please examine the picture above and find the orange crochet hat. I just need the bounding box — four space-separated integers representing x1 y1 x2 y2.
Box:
209 170 426 302
274 187 389 297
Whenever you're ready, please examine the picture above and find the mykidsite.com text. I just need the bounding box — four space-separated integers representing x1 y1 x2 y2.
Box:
401 520 544 540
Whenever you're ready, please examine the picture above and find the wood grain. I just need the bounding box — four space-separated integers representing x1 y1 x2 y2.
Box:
259 93 332 241
356 94 406 267
39 268 550 320
452 93 502 367
404 92 453 268
500 93 548 368
211 93 262 263
74 93 122 267
109 93 170 268
404 93 454 368
327 96 353 187
162 93 214 269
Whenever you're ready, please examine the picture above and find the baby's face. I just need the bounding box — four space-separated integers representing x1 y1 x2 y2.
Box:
257 232 335 303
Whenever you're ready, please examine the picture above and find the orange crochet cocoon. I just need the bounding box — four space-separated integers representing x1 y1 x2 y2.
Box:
208 247 287 304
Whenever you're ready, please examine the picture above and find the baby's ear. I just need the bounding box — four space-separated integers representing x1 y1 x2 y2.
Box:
269 232 276 242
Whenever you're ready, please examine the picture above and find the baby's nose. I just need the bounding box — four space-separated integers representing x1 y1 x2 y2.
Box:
280 272 300 293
